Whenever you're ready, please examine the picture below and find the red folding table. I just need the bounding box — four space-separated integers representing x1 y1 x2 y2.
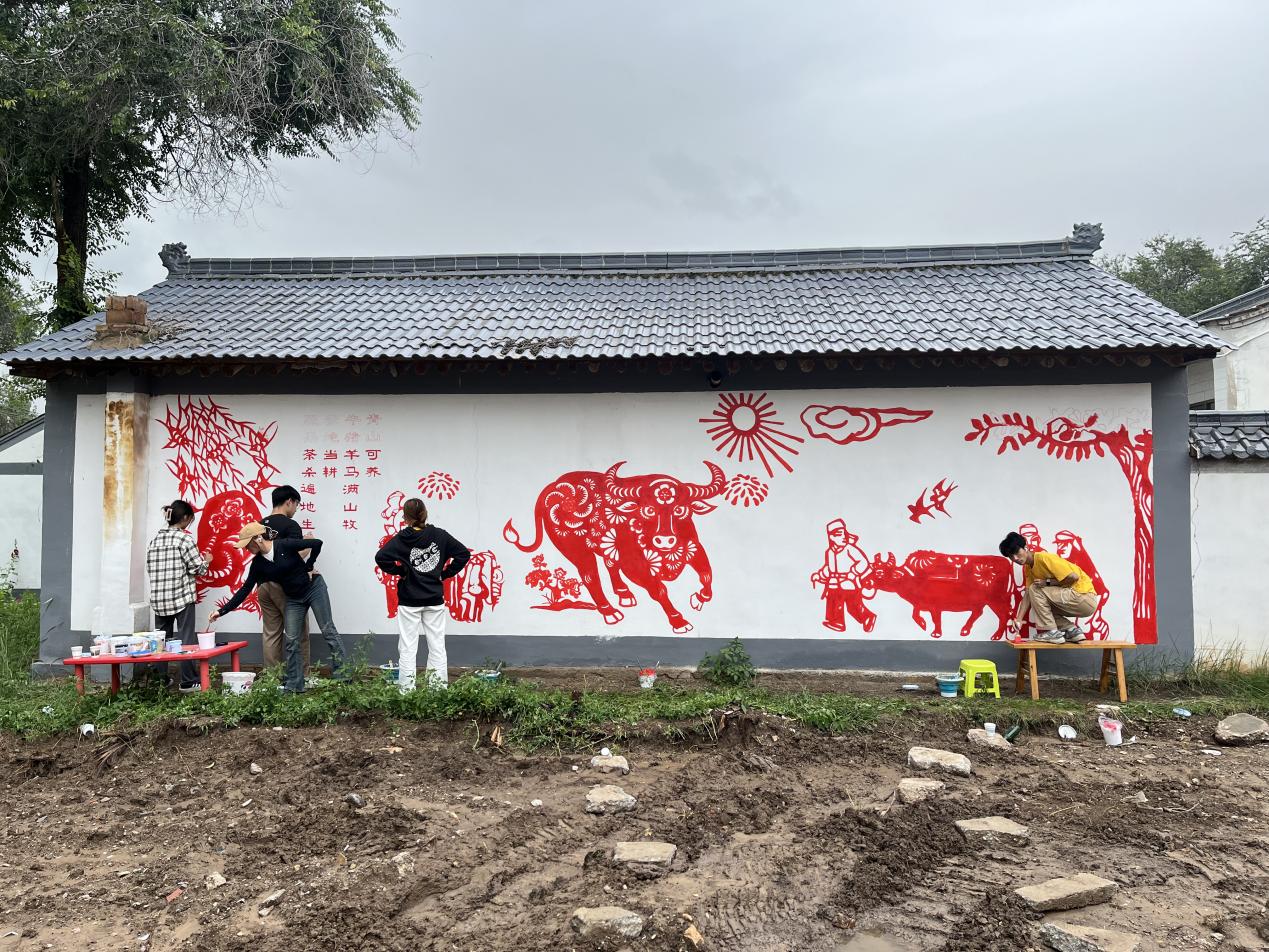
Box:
62 641 250 695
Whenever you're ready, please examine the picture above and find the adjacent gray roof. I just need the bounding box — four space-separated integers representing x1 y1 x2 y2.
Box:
1192 283 1269 325
1189 411 1269 460
0 414 43 451
2 226 1223 374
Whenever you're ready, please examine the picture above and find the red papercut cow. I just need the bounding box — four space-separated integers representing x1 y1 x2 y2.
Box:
504 461 727 633
869 550 1014 639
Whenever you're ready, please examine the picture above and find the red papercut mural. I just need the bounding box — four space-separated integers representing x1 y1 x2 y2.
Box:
376 490 407 618
1053 529 1111 640
723 474 769 508
801 405 933 445
419 471 461 500
161 397 280 500
907 478 957 524
504 461 728 633
444 550 503 622
699 392 804 477
809 519 876 633
869 550 1014 639
966 412 1155 644
159 398 280 614
525 554 597 612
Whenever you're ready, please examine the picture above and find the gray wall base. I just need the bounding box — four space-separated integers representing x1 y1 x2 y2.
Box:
35 631 1133 680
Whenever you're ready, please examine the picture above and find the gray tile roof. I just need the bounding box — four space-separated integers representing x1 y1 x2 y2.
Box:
2 227 1224 372
1192 283 1269 325
1189 411 1269 460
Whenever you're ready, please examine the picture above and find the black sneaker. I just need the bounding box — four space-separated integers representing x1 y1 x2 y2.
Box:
178 681 201 693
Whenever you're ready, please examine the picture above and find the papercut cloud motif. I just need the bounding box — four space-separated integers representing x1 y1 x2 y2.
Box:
800 405 933 444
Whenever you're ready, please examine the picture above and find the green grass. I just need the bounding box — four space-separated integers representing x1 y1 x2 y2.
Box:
2 658 1266 750
0 588 39 682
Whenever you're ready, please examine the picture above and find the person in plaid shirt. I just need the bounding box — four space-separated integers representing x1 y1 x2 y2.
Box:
144 500 212 691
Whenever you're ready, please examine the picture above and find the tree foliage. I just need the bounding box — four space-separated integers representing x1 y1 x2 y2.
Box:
1101 219 1269 317
0 1 419 328
0 281 45 434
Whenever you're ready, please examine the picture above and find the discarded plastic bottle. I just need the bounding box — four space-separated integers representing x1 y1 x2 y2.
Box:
1003 724 1022 742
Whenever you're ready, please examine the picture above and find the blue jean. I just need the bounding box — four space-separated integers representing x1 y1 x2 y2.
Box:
283 575 346 692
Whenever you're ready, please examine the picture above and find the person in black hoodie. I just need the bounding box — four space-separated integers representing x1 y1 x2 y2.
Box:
375 498 470 690
209 521 347 693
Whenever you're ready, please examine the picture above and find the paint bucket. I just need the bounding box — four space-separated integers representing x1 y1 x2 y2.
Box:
935 674 963 698
638 669 657 689
379 662 399 684
475 670 501 683
196 631 216 651
222 672 255 695
165 640 182 654
1098 715 1123 747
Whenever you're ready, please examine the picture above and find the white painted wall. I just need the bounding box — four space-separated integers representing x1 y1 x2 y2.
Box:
65 385 1155 644
0 423 42 589
1193 305 1269 410
1191 461 1269 661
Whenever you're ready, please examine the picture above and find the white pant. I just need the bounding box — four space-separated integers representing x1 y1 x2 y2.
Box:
397 604 448 690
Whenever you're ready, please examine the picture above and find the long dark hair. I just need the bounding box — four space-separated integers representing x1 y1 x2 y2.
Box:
164 499 195 526
402 497 427 529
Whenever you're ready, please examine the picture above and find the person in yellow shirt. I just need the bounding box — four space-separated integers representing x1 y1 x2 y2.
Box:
998 531 1097 643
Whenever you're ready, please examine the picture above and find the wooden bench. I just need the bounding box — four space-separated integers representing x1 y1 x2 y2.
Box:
1006 639 1135 702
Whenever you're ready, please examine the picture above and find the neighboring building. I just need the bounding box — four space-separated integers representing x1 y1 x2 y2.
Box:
1189 411 1269 661
1187 284 1269 410
0 415 43 592
2 226 1223 675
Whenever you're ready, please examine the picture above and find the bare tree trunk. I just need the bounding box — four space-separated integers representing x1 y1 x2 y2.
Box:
50 152 93 330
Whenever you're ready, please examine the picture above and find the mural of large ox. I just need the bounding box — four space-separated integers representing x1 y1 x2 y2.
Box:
504 461 727 632
869 550 1016 639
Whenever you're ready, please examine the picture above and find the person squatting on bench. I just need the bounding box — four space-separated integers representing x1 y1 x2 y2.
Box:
999 530 1099 644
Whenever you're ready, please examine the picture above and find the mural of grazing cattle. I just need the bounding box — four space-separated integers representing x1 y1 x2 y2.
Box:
504 461 727 633
869 550 1015 639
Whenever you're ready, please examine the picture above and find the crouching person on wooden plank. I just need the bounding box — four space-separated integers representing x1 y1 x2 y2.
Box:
210 522 347 693
999 531 1098 644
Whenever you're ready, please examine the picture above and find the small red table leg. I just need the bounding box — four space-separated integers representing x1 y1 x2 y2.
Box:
200 660 212 692
231 650 241 673
75 665 85 696
111 666 121 695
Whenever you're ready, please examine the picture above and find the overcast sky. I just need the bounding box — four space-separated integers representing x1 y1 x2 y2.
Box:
63 1 1269 293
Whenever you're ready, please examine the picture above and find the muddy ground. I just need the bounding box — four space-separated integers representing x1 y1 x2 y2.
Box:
2 685 1269 951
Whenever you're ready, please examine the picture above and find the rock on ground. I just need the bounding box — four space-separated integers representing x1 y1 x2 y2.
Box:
613 841 676 877
907 746 972 776
1214 713 1269 746
1016 873 1117 912
896 778 945 804
586 784 637 814
966 728 1014 750
1040 922 1141 952
571 906 644 939
955 816 1030 847
589 754 631 774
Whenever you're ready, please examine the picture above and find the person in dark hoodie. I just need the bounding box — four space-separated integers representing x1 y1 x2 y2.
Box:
374 498 470 690
209 521 347 693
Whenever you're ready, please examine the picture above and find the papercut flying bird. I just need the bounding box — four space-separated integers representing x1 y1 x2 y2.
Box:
908 478 957 524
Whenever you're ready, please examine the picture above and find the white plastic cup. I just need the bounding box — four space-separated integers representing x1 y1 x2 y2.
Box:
1098 715 1123 747
70 646 84 658
638 674 657 689
197 631 216 650
984 722 996 735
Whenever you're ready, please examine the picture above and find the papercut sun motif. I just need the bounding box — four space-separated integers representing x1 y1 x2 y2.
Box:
698 392 804 477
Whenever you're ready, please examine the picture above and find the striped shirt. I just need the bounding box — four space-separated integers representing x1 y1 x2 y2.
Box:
145 527 208 617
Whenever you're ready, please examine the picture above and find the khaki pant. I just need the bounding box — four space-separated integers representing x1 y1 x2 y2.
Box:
1029 582 1097 631
259 581 309 671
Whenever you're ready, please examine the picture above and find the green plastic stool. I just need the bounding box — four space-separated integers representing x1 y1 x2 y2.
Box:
958 659 1000 699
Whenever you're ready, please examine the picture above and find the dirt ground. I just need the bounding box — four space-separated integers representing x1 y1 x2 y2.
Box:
3 687 1269 951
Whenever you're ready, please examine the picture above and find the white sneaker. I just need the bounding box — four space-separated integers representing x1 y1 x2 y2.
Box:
1032 629 1066 644
1062 626 1087 643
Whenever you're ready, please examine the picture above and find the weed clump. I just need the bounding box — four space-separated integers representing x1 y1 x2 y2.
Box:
697 638 756 688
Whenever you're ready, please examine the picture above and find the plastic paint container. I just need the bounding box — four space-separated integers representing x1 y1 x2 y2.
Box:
165 640 182 654
222 672 255 695
935 674 963 698
379 663 399 684
1098 715 1124 747
196 630 216 651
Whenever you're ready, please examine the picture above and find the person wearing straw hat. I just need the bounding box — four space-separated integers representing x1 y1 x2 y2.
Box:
209 522 347 693
810 518 876 633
